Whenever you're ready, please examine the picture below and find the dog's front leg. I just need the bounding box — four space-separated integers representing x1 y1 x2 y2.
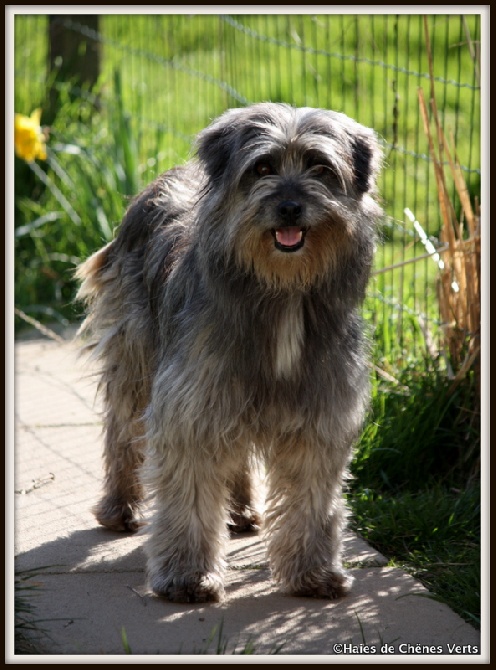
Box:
265 438 353 599
144 438 231 603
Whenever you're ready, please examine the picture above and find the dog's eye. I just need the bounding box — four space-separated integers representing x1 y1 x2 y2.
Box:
307 162 330 177
309 163 341 184
254 161 274 177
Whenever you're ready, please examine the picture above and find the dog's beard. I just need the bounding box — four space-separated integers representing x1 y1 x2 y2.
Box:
204 179 366 291
235 221 348 290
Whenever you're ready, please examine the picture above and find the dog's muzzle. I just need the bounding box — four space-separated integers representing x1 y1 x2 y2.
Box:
272 200 307 253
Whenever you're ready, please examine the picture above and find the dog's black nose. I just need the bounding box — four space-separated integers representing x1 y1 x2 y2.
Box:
277 200 302 225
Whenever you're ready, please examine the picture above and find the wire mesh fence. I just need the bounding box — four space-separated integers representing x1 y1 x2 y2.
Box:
14 12 481 367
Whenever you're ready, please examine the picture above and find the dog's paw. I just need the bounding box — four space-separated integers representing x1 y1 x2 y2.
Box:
228 510 263 534
149 569 225 603
286 568 354 600
93 496 143 533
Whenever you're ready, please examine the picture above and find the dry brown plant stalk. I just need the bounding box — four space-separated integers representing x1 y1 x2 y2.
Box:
419 18 481 394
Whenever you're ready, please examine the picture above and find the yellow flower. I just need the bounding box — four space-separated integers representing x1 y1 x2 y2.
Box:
14 109 47 162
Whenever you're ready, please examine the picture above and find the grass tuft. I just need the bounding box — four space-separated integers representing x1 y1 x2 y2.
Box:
350 353 480 628
349 485 480 628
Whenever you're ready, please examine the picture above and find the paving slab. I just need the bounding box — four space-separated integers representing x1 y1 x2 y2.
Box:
9 337 484 661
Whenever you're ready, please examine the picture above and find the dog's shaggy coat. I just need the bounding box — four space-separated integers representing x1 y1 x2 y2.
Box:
77 103 383 603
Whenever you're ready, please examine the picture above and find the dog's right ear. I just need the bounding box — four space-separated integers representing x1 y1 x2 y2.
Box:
195 108 246 183
350 129 382 195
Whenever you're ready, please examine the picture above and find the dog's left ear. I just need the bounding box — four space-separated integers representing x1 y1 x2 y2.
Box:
349 127 382 195
195 108 245 183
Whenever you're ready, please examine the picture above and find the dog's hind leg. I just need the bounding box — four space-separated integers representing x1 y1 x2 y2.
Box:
93 389 146 533
77 244 152 532
228 453 264 533
92 334 149 532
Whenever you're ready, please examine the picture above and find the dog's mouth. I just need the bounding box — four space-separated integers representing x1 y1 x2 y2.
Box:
271 227 307 253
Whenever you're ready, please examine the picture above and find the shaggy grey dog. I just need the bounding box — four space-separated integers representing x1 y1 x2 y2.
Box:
77 102 383 603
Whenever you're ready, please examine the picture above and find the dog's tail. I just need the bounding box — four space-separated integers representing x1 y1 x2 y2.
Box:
74 240 118 350
75 232 154 385
76 241 114 302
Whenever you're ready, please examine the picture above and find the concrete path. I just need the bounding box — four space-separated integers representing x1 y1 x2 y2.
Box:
10 336 484 661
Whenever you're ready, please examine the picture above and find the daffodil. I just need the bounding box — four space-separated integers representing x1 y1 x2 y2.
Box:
14 108 47 162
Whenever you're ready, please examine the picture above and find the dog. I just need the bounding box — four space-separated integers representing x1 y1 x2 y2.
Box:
76 102 382 603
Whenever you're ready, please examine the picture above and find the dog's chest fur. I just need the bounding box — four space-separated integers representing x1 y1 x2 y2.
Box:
273 297 305 379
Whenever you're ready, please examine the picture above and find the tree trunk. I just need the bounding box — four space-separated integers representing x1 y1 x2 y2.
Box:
46 15 101 122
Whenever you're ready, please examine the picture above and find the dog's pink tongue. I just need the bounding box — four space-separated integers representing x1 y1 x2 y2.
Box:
275 227 302 247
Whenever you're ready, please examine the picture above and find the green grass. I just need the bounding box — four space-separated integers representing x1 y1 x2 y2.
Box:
190 619 285 655
15 568 41 654
14 76 140 327
349 486 480 628
354 366 479 489
14 566 54 654
348 357 480 628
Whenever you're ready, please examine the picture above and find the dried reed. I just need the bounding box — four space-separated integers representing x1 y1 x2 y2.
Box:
419 17 481 395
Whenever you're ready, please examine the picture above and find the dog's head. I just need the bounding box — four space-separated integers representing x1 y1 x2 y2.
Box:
195 103 383 290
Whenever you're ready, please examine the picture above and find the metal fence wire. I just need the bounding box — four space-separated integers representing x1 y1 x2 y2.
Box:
14 13 481 363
